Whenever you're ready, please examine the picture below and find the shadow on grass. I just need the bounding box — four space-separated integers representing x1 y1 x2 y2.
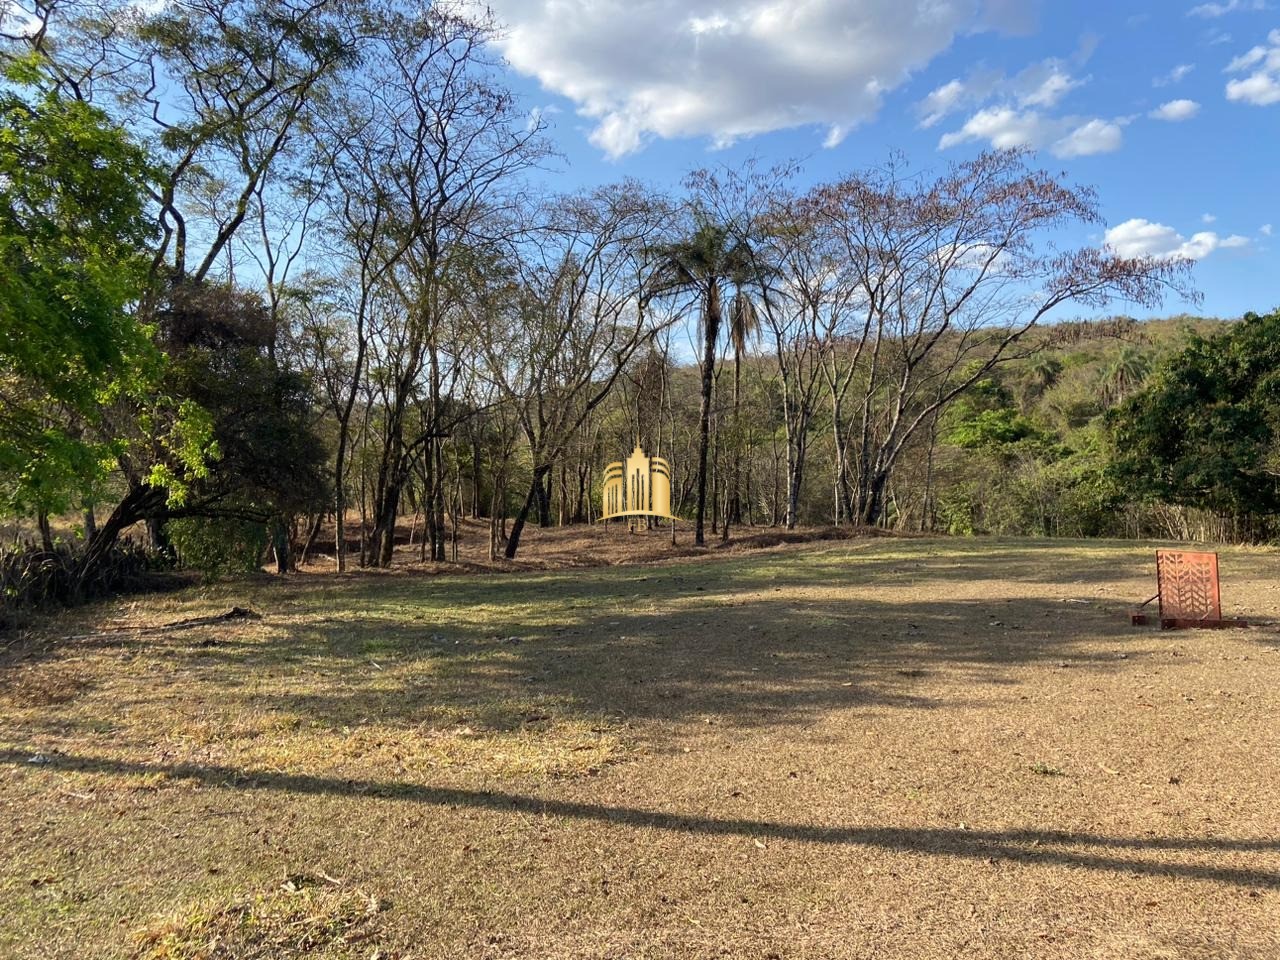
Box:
3 748 1276 889
115 545 1166 733
12 538 1261 745
191 592 1139 732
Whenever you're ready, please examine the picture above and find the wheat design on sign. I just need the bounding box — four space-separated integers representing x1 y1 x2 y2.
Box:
1131 550 1246 629
1157 551 1221 622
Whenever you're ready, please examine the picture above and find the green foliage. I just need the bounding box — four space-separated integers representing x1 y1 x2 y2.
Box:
947 408 1051 452
936 484 978 536
157 282 329 520
168 516 268 580
943 376 1059 461
144 400 220 508
0 57 157 515
1109 309 1280 531
937 360 1127 537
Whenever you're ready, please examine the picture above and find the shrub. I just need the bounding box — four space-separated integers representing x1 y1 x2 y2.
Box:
0 539 160 628
168 517 268 580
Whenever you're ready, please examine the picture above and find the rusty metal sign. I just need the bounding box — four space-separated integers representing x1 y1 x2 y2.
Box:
1132 549 1247 629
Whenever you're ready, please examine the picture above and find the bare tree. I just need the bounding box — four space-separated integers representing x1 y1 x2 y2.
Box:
809 149 1196 526
476 184 670 558
301 3 544 568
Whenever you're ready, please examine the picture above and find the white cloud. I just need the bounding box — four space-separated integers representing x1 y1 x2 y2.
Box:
1053 118 1124 156
1154 63 1196 86
1203 212 1218 223
918 79 970 129
925 48 1121 156
1019 67 1082 107
1189 0 1268 16
939 107 1048 150
1105 218 1250 260
939 108 1124 157
915 58 1084 128
1262 223 1274 235
482 0 1012 158
1225 29 1280 104
1150 98 1202 120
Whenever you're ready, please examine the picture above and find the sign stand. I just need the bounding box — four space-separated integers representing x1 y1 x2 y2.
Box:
1131 549 1248 629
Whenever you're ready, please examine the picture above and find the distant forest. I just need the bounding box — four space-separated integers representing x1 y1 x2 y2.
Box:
3 1 1277 614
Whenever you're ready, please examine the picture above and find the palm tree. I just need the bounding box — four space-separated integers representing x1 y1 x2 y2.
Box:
1106 346 1151 404
723 288 760 539
1023 354 1063 409
649 219 761 545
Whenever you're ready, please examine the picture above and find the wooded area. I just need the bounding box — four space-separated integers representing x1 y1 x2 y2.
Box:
4 0 1275 615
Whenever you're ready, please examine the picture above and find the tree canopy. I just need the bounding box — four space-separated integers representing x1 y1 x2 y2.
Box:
1110 309 1280 532
0 56 156 517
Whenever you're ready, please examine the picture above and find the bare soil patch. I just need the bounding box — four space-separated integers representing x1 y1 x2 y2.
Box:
302 516 901 576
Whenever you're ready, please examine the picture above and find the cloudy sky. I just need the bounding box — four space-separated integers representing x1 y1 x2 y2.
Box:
482 0 1278 319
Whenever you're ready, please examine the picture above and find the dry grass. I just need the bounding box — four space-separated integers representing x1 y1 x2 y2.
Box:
2 528 1279 959
130 874 387 959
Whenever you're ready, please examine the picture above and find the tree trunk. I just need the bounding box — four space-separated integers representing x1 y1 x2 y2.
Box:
861 469 889 527
37 511 53 552
272 516 291 574
505 465 550 559
334 447 348 572
695 283 721 546
432 436 447 561
423 444 438 562
710 408 720 536
921 415 940 533
728 348 743 529
75 483 166 593
786 430 807 530
831 391 852 525
375 479 400 567
299 512 324 566
472 435 484 519
536 469 552 527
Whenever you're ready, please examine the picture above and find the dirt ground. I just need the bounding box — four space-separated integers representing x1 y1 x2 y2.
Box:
305 516 898 573
1 530 1278 959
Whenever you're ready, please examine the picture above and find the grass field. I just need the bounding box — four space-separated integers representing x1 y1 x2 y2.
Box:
2 533 1279 959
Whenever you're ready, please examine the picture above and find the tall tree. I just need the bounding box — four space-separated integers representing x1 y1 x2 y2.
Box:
6 0 359 578
649 221 761 545
0 55 157 526
314 4 545 568
1110 309 1280 535
811 149 1195 526
477 184 668 558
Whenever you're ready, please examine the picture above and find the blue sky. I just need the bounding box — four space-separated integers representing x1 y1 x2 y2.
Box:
484 0 1279 320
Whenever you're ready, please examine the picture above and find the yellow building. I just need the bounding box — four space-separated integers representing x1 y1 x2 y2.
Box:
600 445 677 521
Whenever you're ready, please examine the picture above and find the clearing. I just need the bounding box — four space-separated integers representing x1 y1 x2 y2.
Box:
2 533 1278 959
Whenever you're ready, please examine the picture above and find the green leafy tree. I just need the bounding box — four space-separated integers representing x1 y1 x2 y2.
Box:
0 57 156 522
1109 309 1280 531
1104 345 1151 404
154 281 330 570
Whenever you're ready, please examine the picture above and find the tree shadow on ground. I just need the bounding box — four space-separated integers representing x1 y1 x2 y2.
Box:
173 560 1158 733
1 748 1276 889
12 538 1270 743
